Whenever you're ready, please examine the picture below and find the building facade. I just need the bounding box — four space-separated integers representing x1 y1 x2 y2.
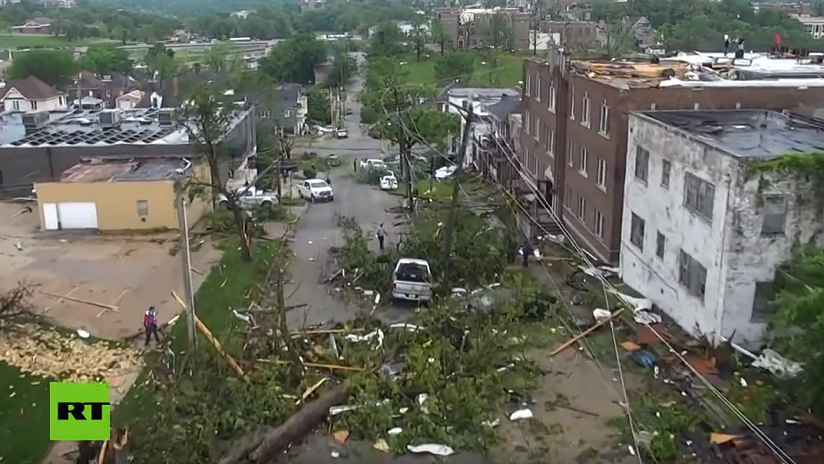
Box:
0 76 67 113
620 110 824 348
520 49 824 264
434 7 532 50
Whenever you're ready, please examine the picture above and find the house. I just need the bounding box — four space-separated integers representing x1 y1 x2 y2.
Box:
520 48 824 264
0 106 256 198
623 16 655 48
620 109 824 348
34 158 210 231
68 71 140 109
10 18 53 35
116 90 144 110
0 76 67 112
253 84 307 134
478 94 522 192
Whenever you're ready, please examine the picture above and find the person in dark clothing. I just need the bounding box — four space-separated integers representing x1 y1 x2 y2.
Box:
143 306 161 347
376 223 387 251
522 240 533 267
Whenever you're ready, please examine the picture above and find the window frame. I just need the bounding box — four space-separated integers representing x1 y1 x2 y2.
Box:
598 100 609 136
630 212 645 250
656 231 665 258
635 146 649 183
548 83 556 112
661 159 671 189
678 249 707 301
577 195 586 221
578 147 588 177
760 195 787 236
136 200 149 217
580 92 590 127
596 158 607 190
683 172 715 222
594 209 604 238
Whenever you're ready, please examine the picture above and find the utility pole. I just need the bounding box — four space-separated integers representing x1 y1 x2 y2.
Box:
175 189 197 348
328 87 336 126
390 86 414 211
440 105 474 271
275 127 283 201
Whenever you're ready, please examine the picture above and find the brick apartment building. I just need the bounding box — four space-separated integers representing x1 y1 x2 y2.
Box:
434 7 532 50
518 48 824 264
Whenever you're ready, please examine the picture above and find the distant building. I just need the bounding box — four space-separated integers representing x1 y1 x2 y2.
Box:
0 76 67 113
541 20 598 48
620 109 824 348
68 71 140 109
34 158 211 231
10 18 53 35
623 16 655 48
250 83 308 135
116 90 144 110
37 0 75 8
434 7 532 50
791 14 824 39
754 2 813 16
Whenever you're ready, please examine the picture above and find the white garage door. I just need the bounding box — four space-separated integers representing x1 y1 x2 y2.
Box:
56 202 99 229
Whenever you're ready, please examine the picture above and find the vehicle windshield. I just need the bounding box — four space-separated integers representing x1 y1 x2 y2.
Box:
310 181 328 188
396 263 429 282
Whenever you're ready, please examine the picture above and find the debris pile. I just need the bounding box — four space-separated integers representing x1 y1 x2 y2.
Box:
0 324 142 382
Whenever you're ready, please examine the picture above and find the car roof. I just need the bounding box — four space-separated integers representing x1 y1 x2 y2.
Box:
398 258 428 266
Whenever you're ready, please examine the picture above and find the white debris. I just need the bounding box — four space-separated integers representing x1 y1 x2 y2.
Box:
388 322 421 332
407 444 455 456
387 427 403 435
232 309 254 325
399 407 409 414
330 451 340 458
592 308 611 323
76 329 90 339
750 348 803 379
344 329 385 349
609 290 661 325
329 405 359 416
482 419 500 427
509 408 533 421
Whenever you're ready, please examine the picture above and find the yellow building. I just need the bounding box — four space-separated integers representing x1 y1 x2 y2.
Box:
34 158 211 231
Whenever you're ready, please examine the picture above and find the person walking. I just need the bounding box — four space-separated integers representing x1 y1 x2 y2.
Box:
376 223 387 251
143 306 161 347
522 239 533 268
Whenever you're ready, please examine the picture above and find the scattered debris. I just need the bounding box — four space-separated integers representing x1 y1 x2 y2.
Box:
509 409 533 421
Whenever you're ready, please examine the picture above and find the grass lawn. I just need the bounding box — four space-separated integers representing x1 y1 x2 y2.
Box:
0 34 114 49
114 240 277 427
0 362 51 464
402 53 525 87
400 177 485 200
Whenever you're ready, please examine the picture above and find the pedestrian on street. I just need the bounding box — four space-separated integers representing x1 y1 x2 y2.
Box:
143 306 161 347
353 158 358 172
376 223 387 251
522 239 533 268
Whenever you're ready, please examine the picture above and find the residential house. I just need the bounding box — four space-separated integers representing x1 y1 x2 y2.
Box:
68 71 140 109
479 94 522 198
34 158 210 231
253 84 307 134
623 16 655 48
520 48 824 263
620 109 824 348
0 76 67 112
10 18 53 35
116 90 144 110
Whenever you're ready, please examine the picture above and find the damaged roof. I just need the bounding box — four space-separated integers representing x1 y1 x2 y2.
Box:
485 96 521 121
58 158 191 183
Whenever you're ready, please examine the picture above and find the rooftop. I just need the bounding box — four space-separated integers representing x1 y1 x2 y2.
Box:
638 109 824 159
446 87 520 100
533 51 824 89
59 158 191 183
0 108 189 147
485 96 521 120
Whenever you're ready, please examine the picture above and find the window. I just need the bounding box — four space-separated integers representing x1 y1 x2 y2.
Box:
656 232 665 258
577 195 586 220
635 146 649 182
570 89 575 120
630 212 645 250
678 250 707 301
565 184 573 208
594 209 604 237
536 77 542 101
58 96 64 106
596 158 607 189
751 282 775 322
598 100 609 135
31 101 38 110
526 72 532 96
761 196 787 236
547 129 555 155
684 172 715 221
524 111 531 135
567 141 574 167
548 83 556 112
136 200 149 217
580 92 590 127
661 160 671 189
105 90 111 98
12 100 19 111
284 110 292 117
578 147 588 176
533 116 539 139
0 170 3 185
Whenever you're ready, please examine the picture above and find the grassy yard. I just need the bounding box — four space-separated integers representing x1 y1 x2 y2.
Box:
0 362 51 464
402 52 525 87
0 33 114 49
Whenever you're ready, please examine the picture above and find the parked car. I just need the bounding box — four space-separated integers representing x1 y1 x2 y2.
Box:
218 188 278 210
327 153 341 167
360 158 387 171
368 127 382 139
391 258 432 303
335 127 348 139
380 172 399 190
298 179 334 202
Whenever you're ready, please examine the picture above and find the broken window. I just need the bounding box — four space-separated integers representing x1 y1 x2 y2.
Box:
684 172 715 222
635 146 649 183
661 159 671 189
678 250 707 301
750 282 775 322
656 231 665 258
761 195 787 236
630 212 645 250
137 200 149 217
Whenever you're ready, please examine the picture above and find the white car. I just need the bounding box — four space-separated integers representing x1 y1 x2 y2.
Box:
218 188 278 210
359 158 387 171
335 128 348 138
392 258 432 303
298 179 334 202
380 173 399 190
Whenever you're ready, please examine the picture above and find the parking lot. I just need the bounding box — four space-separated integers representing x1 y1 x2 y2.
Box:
0 202 222 340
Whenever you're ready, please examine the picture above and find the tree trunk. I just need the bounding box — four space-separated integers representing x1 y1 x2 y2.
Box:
219 385 349 464
232 206 253 262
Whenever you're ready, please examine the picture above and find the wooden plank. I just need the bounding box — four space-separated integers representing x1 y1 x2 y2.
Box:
41 286 78 313
550 309 624 357
38 290 119 311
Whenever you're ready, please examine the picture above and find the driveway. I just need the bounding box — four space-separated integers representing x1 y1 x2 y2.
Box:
0 202 221 339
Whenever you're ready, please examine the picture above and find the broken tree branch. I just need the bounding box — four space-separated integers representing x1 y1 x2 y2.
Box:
550 309 624 357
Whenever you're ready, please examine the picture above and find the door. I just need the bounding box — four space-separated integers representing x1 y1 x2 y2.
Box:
57 202 99 229
42 203 58 230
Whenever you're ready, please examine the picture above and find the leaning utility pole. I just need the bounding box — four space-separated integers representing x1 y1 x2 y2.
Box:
389 85 414 210
175 189 197 348
440 105 474 271
275 128 283 201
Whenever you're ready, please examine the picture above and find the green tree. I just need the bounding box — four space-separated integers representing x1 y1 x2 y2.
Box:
144 44 178 81
307 87 332 125
77 44 132 73
7 50 77 89
430 19 449 56
324 48 358 89
434 52 476 83
368 21 406 58
260 33 326 84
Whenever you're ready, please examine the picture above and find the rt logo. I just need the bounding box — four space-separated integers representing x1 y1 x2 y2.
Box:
49 382 111 441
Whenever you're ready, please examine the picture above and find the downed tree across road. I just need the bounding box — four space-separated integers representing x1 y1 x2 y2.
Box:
219 384 349 464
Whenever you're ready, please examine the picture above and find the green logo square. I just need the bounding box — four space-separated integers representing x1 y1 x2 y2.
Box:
49 382 111 441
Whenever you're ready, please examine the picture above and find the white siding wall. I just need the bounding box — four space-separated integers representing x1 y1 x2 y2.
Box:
3 89 67 112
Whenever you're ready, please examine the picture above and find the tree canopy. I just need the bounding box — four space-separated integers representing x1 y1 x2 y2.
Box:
76 44 132 74
260 33 327 84
7 50 77 89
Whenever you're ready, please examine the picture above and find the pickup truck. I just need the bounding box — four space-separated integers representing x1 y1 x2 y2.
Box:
218 188 278 210
391 258 432 303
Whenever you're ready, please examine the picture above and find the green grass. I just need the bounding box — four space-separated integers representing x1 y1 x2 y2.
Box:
114 240 277 427
0 33 115 49
402 52 525 87
0 362 52 464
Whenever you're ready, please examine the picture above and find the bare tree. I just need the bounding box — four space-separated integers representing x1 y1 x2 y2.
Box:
0 285 36 330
